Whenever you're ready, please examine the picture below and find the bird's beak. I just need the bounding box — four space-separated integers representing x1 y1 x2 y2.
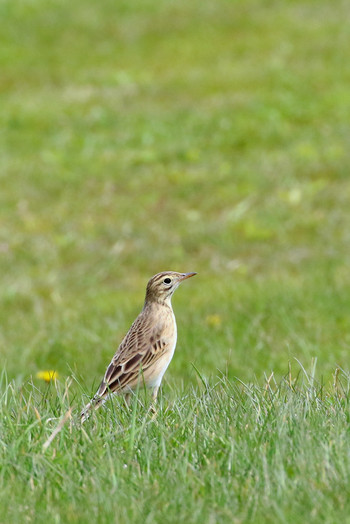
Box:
179 272 197 281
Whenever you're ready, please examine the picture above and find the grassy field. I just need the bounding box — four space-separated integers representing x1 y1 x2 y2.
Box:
1 367 350 523
1 0 350 522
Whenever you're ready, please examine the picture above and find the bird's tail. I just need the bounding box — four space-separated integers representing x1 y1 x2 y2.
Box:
80 396 104 423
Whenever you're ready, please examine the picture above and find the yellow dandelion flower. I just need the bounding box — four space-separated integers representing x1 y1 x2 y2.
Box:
205 314 222 328
36 370 58 383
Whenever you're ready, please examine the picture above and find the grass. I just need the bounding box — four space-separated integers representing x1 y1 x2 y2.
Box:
1 0 350 521
1 365 350 523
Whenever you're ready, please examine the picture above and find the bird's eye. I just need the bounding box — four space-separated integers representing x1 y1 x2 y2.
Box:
163 278 171 285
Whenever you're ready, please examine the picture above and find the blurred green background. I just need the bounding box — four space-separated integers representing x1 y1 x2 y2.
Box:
1 0 350 390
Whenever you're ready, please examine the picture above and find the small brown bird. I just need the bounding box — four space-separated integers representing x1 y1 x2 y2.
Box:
81 271 196 422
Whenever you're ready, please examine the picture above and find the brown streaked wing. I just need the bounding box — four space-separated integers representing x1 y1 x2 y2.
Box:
95 312 171 399
107 370 140 394
97 354 154 398
124 353 143 372
112 313 154 363
104 361 123 384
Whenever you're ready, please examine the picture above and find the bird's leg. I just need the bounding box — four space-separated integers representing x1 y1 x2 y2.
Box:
124 393 131 407
149 386 159 417
152 386 159 403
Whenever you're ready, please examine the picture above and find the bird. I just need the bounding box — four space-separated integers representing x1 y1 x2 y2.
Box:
81 271 196 422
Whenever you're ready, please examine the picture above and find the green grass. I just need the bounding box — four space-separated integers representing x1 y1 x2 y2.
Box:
1 0 350 521
1 366 350 523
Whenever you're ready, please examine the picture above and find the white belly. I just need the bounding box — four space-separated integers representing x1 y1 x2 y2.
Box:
148 311 177 388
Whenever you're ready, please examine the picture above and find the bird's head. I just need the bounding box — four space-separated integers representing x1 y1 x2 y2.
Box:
145 271 196 304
